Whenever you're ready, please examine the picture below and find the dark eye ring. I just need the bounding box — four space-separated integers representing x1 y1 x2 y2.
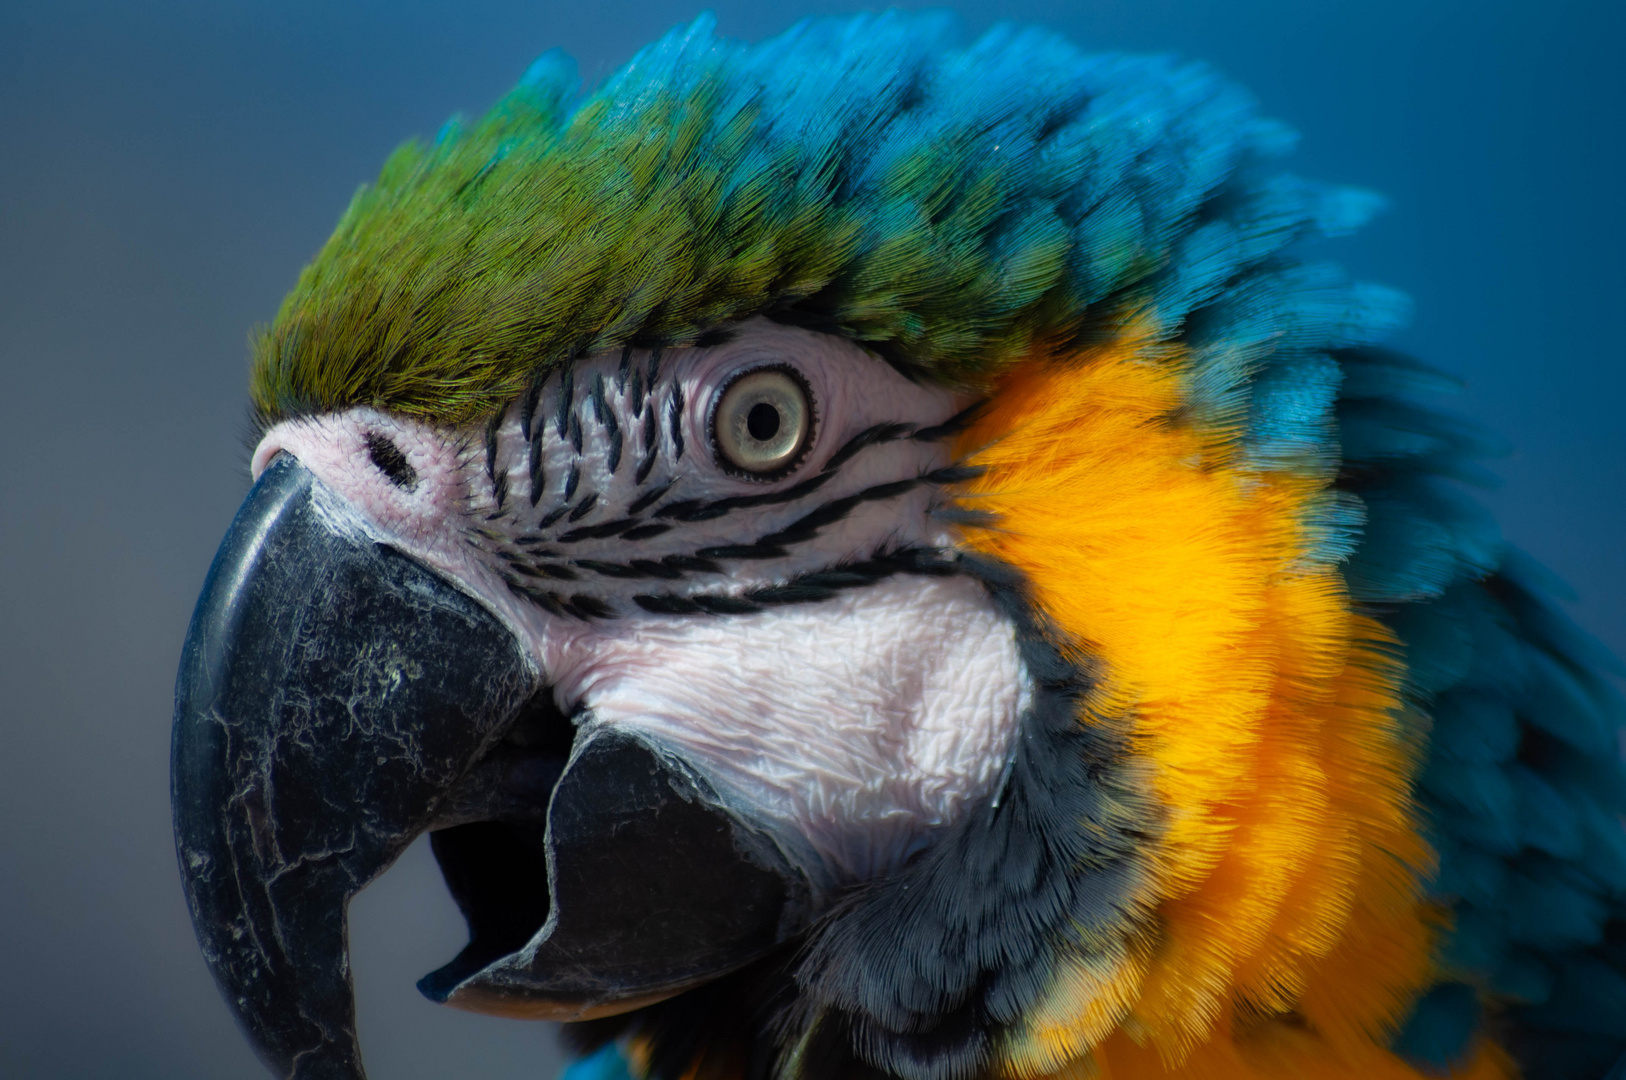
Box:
709 365 815 479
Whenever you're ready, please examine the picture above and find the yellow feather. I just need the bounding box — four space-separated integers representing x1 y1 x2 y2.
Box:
951 338 1501 1080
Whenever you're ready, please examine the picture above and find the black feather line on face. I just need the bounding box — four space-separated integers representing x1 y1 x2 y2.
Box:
528 421 546 506
635 446 659 486
490 469 509 515
484 409 504 485
555 368 575 440
628 480 675 516
646 345 664 389
607 424 623 476
908 399 986 444
667 383 686 461
567 492 598 522
490 444 975 621
520 373 545 443
616 346 633 392
481 362 982 624
562 558 1161 1080
630 367 647 419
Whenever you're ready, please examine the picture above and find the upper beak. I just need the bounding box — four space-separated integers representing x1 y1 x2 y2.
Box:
172 455 810 1080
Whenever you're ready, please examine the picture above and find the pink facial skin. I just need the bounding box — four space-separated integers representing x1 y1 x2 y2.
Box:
253 319 1028 892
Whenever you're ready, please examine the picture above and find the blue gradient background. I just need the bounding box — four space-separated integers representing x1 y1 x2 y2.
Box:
1 2 1620 1077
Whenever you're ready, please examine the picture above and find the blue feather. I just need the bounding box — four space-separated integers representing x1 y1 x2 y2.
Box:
1501 866 1607 960
1333 339 1625 1076
1391 982 1482 1073
1429 691 1520 764
1509 765 1586 861
1493 948 1556 1005
1521 957 1626 1038
561 1045 637 1080
1437 904 1509 981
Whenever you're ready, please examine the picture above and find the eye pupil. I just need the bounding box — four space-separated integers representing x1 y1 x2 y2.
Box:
746 403 780 441
710 365 814 478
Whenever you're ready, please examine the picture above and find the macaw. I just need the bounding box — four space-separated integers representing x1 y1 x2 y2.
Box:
170 13 1626 1080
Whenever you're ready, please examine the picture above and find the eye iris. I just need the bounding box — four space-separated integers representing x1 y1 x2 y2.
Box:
711 366 813 477
746 403 780 441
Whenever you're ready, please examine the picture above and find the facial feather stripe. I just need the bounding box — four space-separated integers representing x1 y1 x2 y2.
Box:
251 322 1045 888
444 326 983 620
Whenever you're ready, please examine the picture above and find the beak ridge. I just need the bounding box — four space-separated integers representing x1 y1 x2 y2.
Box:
172 455 537 1079
173 454 814 1077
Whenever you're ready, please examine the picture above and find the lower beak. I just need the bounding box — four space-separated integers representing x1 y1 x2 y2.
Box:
172 455 809 1080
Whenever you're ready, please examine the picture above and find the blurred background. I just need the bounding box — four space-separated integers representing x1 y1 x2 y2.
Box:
1 1 1621 1077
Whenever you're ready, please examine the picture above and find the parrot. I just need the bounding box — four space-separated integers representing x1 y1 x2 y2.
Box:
169 12 1626 1080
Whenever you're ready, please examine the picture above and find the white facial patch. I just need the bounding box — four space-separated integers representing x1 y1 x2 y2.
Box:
254 320 1029 891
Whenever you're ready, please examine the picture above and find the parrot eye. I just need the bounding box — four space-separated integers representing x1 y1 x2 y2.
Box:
709 365 814 478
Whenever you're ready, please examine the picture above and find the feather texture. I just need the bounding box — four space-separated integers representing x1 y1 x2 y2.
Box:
254 13 1319 426
253 13 1626 1080
1343 350 1626 1079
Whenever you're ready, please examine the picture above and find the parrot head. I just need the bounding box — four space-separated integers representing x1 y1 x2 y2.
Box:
177 311 1062 1042
172 13 1626 1080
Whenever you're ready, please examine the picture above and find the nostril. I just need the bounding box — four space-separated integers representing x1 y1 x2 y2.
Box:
364 431 418 489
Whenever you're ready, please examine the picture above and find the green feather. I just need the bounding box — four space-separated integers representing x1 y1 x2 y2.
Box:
249 13 1303 424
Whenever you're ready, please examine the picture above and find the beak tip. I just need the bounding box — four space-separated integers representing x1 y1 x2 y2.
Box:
172 455 535 1080
415 968 462 1005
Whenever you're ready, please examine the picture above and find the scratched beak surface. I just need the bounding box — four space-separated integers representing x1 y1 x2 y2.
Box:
172 455 811 1079
171 455 538 1079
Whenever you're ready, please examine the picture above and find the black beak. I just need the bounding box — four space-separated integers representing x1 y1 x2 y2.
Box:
172 455 810 1080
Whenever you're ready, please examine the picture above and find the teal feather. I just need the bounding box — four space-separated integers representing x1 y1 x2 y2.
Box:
1503 862 1609 952
1522 956 1626 1038
1493 948 1555 1004
1390 983 1482 1073
1436 905 1509 982
1428 692 1520 764
560 1044 637 1080
1510 766 1586 861
1334 343 1626 1076
1420 758 1517 823
1428 834 1506 909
